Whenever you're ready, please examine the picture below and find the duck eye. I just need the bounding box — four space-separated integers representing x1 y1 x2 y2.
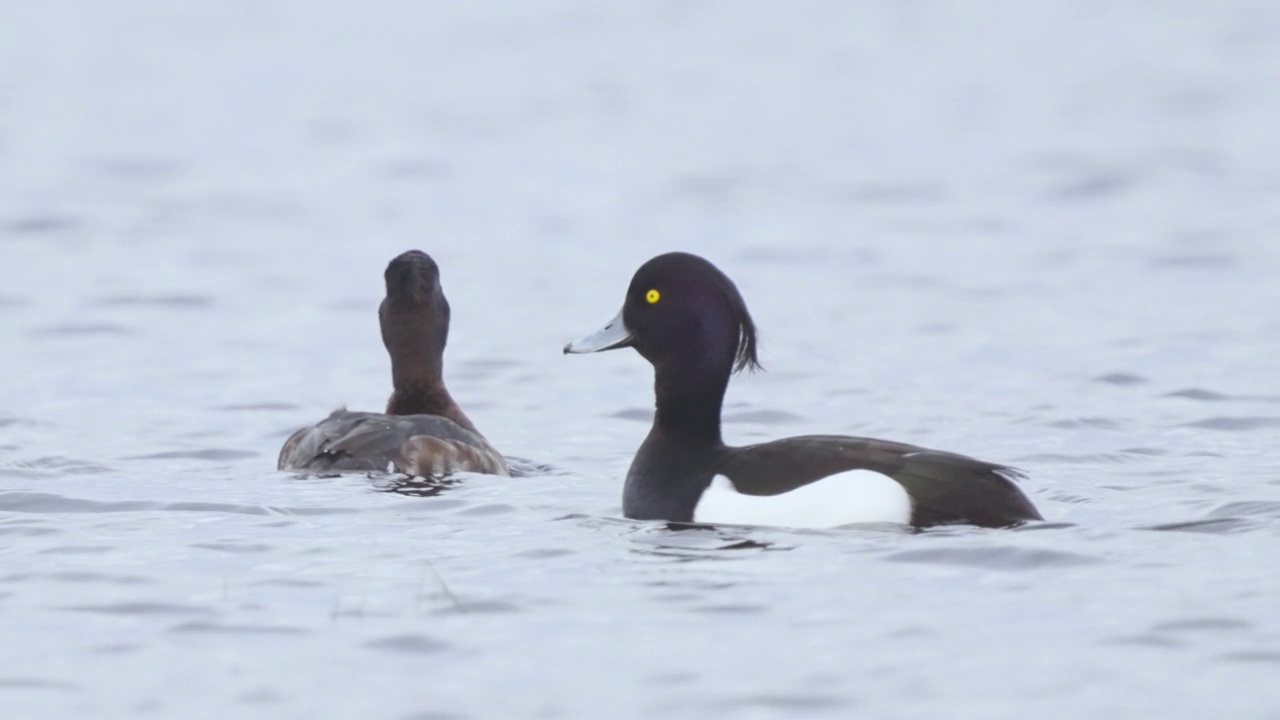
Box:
645 289 660 304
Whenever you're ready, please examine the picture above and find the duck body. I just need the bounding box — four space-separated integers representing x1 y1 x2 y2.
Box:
566 252 1039 530
278 409 507 477
279 250 508 477
624 430 1035 529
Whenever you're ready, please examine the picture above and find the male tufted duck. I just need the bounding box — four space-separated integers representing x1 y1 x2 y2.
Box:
278 251 508 476
564 252 1040 529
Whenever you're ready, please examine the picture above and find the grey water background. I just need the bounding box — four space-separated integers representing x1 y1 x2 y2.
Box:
3 2 1280 718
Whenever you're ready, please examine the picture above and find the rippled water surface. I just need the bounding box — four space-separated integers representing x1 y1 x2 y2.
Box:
4 2 1280 718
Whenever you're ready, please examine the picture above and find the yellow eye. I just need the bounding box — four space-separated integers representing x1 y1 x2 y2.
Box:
645 289 660 304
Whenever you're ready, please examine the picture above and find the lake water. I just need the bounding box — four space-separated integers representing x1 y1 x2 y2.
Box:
3 2 1280 718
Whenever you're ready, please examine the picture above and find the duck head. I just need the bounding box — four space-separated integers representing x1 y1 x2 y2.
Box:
380 250 450 380
565 252 760 378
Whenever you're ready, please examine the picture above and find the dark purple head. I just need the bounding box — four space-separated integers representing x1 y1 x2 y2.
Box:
565 252 760 376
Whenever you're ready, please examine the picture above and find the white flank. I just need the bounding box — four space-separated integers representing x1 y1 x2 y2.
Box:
693 471 912 529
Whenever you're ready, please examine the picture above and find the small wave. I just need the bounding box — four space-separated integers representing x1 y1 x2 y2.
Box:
505 456 566 477
29 323 132 336
61 602 212 616
1209 501 1280 519
610 408 653 422
215 402 299 412
127 449 259 461
0 456 112 477
885 545 1100 569
169 622 309 636
94 294 212 308
3 214 81 235
1141 518 1255 533
1093 372 1147 386
1180 417 1280 431
723 409 807 424
1044 417 1126 430
364 634 451 654
1151 617 1252 633
0 491 353 517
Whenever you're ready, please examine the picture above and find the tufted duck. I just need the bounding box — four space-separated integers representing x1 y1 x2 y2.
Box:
564 252 1040 529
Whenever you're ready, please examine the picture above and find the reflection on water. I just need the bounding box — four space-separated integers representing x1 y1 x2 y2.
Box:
371 474 463 498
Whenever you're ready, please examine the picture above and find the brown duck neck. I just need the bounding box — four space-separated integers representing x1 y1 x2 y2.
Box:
380 308 480 435
385 373 480 435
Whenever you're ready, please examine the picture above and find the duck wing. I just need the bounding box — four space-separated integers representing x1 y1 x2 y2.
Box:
719 435 1040 528
278 410 508 476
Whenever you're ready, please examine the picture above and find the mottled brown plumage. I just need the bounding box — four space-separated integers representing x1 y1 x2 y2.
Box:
277 410 507 476
278 251 507 477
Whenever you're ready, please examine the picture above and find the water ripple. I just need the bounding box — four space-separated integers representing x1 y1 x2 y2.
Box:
29 322 131 336
0 491 354 517
723 409 807 424
127 449 260 461
1141 518 1255 534
61 602 213 616
0 677 77 691
1012 452 1138 464
1220 651 1280 664
3 214 81 235
169 622 309 636
1180 417 1280 431
1210 501 1280 519
1 456 112 476
1151 617 1252 634
190 542 274 554
1093 372 1147 386
1044 417 1126 430
95 294 213 308
719 694 849 711
1165 389 1280 403
884 546 1100 569
0 492 154 513
364 634 451 654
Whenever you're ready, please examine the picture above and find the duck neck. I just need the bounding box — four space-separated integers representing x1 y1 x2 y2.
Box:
651 360 728 447
389 347 442 391
385 356 480 435
385 376 479 434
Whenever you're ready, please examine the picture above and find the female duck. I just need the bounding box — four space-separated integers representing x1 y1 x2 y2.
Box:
279 250 507 476
564 252 1040 529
